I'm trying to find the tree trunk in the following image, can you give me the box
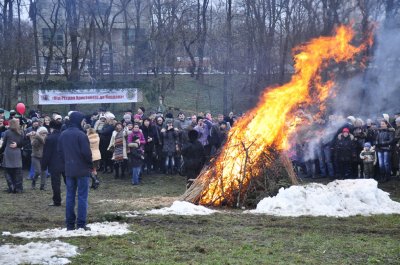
[66,0,80,82]
[223,0,232,115]
[30,0,41,81]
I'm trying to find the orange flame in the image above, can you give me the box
[189,25,370,206]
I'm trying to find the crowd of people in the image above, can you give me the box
[0,107,236,196]
[1,106,400,228]
[288,112,400,183]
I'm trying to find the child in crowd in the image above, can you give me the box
[360,142,376,179]
[129,135,144,185]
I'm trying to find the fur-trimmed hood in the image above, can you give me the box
[338,133,354,141]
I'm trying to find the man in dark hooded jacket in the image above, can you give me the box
[58,112,92,231]
[42,120,64,206]
[182,130,205,188]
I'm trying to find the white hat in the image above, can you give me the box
[54,114,62,120]
[347,116,356,123]
[105,112,115,120]
[382,113,390,123]
[36,127,48,134]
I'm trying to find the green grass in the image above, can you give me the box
[1,171,400,264]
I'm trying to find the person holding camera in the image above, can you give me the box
[161,120,179,175]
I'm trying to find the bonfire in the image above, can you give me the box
[182,25,372,207]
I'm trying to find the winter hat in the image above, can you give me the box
[364,142,372,148]
[69,111,85,127]
[342,128,350,133]
[382,113,390,123]
[347,116,356,124]
[68,111,75,116]
[133,114,142,120]
[105,112,115,120]
[123,114,132,121]
[54,114,62,121]
[31,117,39,123]
[49,120,62,130]
[36,127,48,134]
[188,130,199,142]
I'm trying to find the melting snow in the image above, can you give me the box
[248,179,400,217]
[3,222,132,239]
[145,201,218,215]
[0,240,78,265]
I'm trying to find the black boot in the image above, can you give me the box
[31,178,37,190]
[40,184,46,191]
[120,161,127,178]
[114,164,120,179]
[90,174,100,189]
[5,173,14,193]
[381,173,387,183]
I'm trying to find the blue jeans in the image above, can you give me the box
[377,151,391,176]
[65,176,89,230]
[132,167,141,185]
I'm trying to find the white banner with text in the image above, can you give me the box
[35,88,140,105]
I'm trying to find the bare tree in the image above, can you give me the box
[196,0,209,82]
[29,0,42,81]
[65,0,80,81]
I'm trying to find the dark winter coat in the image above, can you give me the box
[23,126,38,152]
[98,124,115,153]
[129,145,144,168]
[58,113,92,177]
[353,127,367,149]
[162,128,178,155]
[366,127,378,146]
[0,129,24,168]
[376,128,395,152]
[182,140,205,171]
[140,124,157,152]
[208,123,221,148]
[41,130,64,174]
[335,133,356,162]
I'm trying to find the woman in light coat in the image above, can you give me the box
[87,127,101,189]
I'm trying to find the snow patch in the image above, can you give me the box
[248,179,400,217]
[0,240,78,265]
[3,222,132,239]
[145,201,218,215]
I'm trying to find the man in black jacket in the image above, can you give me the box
[58,112,92,231]
[42,120,64,206]
[182,130,205,188]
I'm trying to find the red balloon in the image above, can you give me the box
[16,103,26,115]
